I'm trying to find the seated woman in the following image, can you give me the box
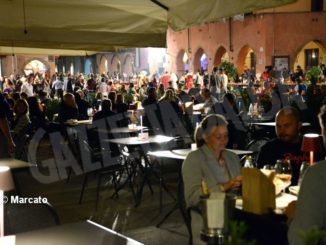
[182,114,242,244]
[12,99,31,136]
[12,99,31,159]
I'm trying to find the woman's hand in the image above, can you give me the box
[221,176,242,192]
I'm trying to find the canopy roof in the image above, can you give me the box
[0,46,98,56]
[0,0,296,53]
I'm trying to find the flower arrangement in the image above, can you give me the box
[258,89,272,112]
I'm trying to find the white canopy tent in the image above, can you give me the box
[0,0,297,53]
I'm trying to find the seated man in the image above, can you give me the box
[256,106,307,185]
[288,105,326,245]
[58,93,79,123]
[93,99,115,121]
[201,88,218,109]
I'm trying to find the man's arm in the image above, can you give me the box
[288,165,326,245]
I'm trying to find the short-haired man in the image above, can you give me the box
[256,106,310,185]
[58,93,79,123]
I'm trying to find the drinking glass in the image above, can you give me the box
[275,159,292,182]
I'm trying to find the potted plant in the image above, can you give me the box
[305,66,322,85]
[219,61,238,82]
[46,99,60,121]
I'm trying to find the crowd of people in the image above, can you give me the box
[0,62,326,244]
[0,63,325,158]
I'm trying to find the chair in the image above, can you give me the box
[156,176,193,245]
[4,201,60,235]
[243,136,270,165]
[78,140,126,209]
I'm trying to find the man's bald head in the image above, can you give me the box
[275,106,302,143]
[276,106,301,123]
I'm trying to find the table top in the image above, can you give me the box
[0,158,37,169]
[65,119,93,126]
[105,135,175,145]
[236,193,297,213]
[252,122,311,127]
[0,220,143,245]
[148,148,253,160]
[96,126,148,134]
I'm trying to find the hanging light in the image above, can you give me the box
[312,50,316,59]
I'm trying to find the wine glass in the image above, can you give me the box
[274,160,292,190]
[257,106,264,119]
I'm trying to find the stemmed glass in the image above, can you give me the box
[275,160,292,191]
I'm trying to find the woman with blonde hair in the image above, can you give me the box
[158,89,182,116]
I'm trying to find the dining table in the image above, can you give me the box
[105,135,175,207]
[251,122,311,127]
[96,125,148,134]
[147,148,254,161]
[0,220,143,245]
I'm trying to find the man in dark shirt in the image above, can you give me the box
[256,106,308,185]
[58,93,79,123]
[87,74,96,91]
[93,99,115,121]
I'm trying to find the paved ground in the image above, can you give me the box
[14,139,190,245]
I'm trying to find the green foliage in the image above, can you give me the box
[46,99,60,121]
[239,89,251,110]
[297,226,326,245]
[225,221,256,245]
[219,61,238,82]
[305,67,322,85]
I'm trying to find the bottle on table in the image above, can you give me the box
[244,156,254,168]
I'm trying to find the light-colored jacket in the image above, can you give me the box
[182,144,241,208]
[288,160,326,245]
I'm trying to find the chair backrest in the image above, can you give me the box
[247,137,270,152]
[246,136,270,163]
[4,202,60,235]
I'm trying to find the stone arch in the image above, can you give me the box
[293,40,326,71]
[176,49,189,75]
[123,54,134,76]
[111,55,121,74]
[214,46,229,67]
[237,45,256,75]
[99,55,108,74]
[22,58,50,75]
[193,47,208,72]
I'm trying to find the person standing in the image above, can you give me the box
[21,74,34,97]
[209,67,221,99]
[219,68,228,94]
[52,74,64,100]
